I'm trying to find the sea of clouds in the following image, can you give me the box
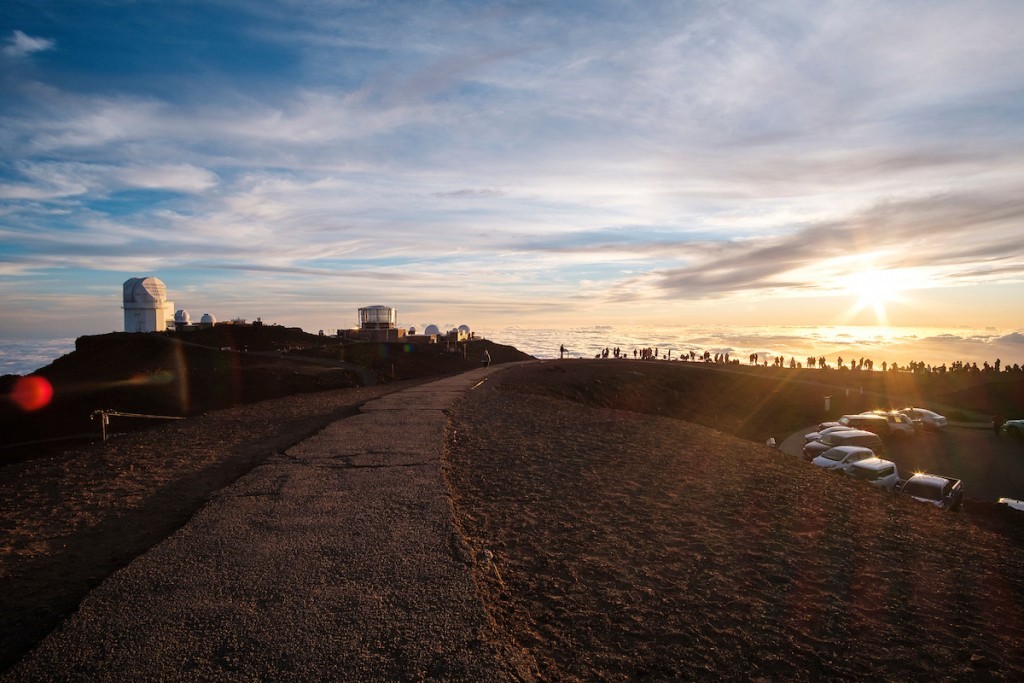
[482,325,1024,370]
[3,326,1022,377]
[0,338,78,376]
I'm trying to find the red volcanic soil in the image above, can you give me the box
[445,360,1024,680]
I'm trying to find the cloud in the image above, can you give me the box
[433,188,506,198]
[0,162,217,200]
[3,30,55,58]
[617,189,1024,302]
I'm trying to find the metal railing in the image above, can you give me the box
[90,409,185,441]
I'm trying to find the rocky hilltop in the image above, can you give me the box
[1,326,531,454]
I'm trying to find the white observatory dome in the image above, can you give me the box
[123,276,173,333]
[458,324,471,334]
[424,324,441,336]
[123,276,167,305]
[200,313,216,325]
[174,309,191,324]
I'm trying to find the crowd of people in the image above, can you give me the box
[564,344,1022,374]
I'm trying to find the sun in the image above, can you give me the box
[843,268,908,325]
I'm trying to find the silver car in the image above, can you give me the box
[845,457,900,489]
[899,407,948,431]
[1002,419,1024,437]
[811,446,876,472]
[803,430,886,461]
[803,424,855,443]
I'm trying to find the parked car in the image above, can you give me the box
[844,457,901,489]
[803,424,855,443]
[855,411,917,437]
[1002,419,1024,437]
[803,429,886,461]
[897,473,963,511]
[997,497,1024,511]
[898,407,948,431]
[811,446,876,472]
[836,414,895,439]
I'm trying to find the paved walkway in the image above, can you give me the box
[8,366,520,681]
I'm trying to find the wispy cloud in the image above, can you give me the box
[3,30,55,58]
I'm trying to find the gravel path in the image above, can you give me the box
[7,367,523,681]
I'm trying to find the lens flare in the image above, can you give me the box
[10,376,54,411]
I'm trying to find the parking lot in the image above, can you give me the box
[783,424,1024,502]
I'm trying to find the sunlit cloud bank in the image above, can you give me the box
[1,1,1023,337]
[487,325,1024,369]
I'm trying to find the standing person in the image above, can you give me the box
[482,349,491,368]
[993,414,1004,436]
[559,344,565,359]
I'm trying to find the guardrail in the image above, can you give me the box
[90,409,185,441]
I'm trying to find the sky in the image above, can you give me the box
[2,0,1023,339]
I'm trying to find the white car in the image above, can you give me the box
[811,445,876,472]
[1002,419,1024,437]
[803,429,886,460]
[858,410,917,437]
[899,407,948,431]
[997,497,1024,511]
[804,425,855,443]
[844,457,900,489]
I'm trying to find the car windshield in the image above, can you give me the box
[902,480,941,501]
[822,448,849,461]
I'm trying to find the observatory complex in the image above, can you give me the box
[122,277,217,333]
[342,305,474,344]
[121,279,473,345]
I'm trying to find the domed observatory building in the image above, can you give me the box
[123,277,174,332]
[359,305,397,330]
[174,309,191,331]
